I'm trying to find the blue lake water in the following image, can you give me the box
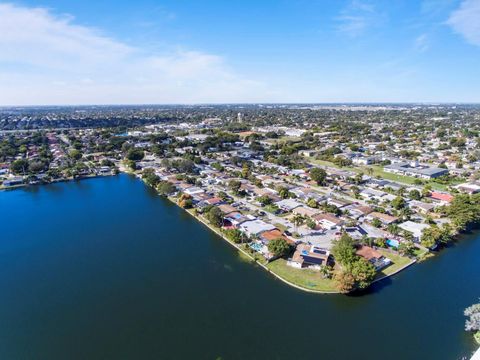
[0,174,479,359]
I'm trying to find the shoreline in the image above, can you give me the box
[149,175,414,295]
[178,201,341,294]
[0,172,115,191]
[0,172,439,294]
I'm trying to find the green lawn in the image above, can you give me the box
[266,258,338,292]
[308,158,349,169]
[273,222,289,232]
[376,249,414,278]
[412,246,430,259]
[474,331,480,345]
[368,165,420,185]
[306,157,452,191]
[264,204,279,214]
[265,136,303,146]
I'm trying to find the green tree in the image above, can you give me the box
[387,223,400,235]
[398,240,415,256]
[10,159,29,175]
[267,238,290,257]
[278,186,291,199]
[157,181,176,196]
[224,229,245,244]
[348,258,376,289]
[409,189,422,200]
[307,198,318,208]
[309,167,327,185]
[69,149,83,160]
[125,159,137,171]
[241,162,250,179]
[371,218,382,228]
[391,196,407,210]
[205,206,224,228]
[126,148,145,161]
[228,180,242,195]
[142,168,160,187]
[306,217,316,229]
[331,233,356,265]
[257,195,273,206]
[292,214,305,232]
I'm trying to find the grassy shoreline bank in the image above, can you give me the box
[145,175,415,294]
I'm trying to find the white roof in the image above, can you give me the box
[456,183,480,191]
[239,220,276,236]
[275,199,303,211]
[398,221,430,239]
[184,187,204,195]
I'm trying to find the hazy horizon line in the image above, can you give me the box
[1,101,480,108]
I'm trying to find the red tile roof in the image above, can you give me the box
[430,192,453,203]
[356,245,382,261]
[260,229,295,244]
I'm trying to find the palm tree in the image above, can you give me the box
[387,223,400,236]
[399,207,412,221]
[292,214,305,233]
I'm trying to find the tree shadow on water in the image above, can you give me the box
[347,276,394,298]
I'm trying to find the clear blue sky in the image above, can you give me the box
[0,0,479,105]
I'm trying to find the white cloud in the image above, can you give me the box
[0,3,273,105]
[414,33,430,52]
[447,0,480,46]
[335,1,383,37]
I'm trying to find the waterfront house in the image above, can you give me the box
[259,229,295,245]
[288,244,330,270]
[398,221,430,242]
[224,212,251,228]
[355,245,391,271]
[239,220,276,237]
[2,176,24,187]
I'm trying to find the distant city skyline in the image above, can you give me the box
[1,0,479,105]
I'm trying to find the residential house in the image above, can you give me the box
[239,220,276,237]
[275,199,303,212]
[288,244,330,270]
[356,245,391,271]
[292,206,319,218]
[313,213,344,230]
[398,221,430,242]
[366,212,398,225]
[429,191,454,205]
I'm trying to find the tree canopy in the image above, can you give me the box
[267,238,290,257]
[309,168,327,186]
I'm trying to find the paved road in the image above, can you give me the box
[207,183,337,248]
